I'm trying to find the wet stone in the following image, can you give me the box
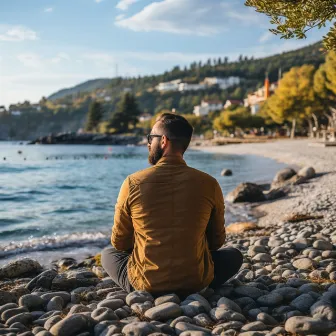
[217,297,242,313]
[256,293,283,307]
[290,293,316,313]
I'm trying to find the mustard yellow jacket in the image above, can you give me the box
[111,155,226,295]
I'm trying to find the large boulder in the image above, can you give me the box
[298,166,316,179]
[226,183,266,203]
[0,258,42,279]
[273,168,296,183]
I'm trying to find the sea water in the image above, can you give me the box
[0,142,287,265]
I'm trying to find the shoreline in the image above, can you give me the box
[193,139,336,227]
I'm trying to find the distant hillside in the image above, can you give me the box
[0,41,326,140]
[49,78,112,101]
[47,42,325,102]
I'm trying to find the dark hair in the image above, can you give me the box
[156,113,193,152]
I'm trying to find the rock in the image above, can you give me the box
[115,307,130,319]
[68,304,91,315]
[0,290,16,305]
[272,287,298,301]
[209,308,246,322]
[122,321,160,336]
[290,293,316,313]
[192,313,213,327]
[2,307,28,321]
[41,292,70,304]
[221,169,232,176]
[313,240,333,251]
[44,316,62,330]
[256,293,283,307]
[184,294,211,313]
[226,222,258,234]
[264,188,286,201]
[233,286,264,299]
[285,316,336,335]
[174,322,211,335]
[145,302,182,321]
[217,297,242,313]
[46,296,64,312]
[241,321,267,332]
[310,301,336,321]
[252,253,272,263]
[126,291,154,306]
[0,303,18,316]
[91,307,119,322]
[293,238,310,251]
[154,294,180,306]
[51,269,99,290]
[19,294,45,311]
[256,312,278,326]
[97,299,125,310]
[330,272,336,281]
[0,259,42,279]
[211,321,244,334]
[131,301,153,315]
[179,332,210,336]
[298,166,316,179]
[181,301,206,317]
[293,258,316,270]
[49,314,93,336]
[238,332,268,336]
[26,270,57,291]
[226,183,266,203]
[273,168,296,183]
[6,312,32,326]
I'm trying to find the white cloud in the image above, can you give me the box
[116,14,125,21]
[51,52,70,64]
[116,0,138,11]
[44,7,54,13]
[17,53,43,68]
[259,31,274,43]
[0,25,38,42]
[115,0,265,35]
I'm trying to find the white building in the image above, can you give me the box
[104,96,112,102]
[156,79,181,92]
[204,77,240,89]
[179,83,206,92]
[224,99,242,109]
[193,100,223,117]
[139,113,152,122]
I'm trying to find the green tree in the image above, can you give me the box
[314,52,336,128]
[109,93,141,133]
[245,0,336,50]
[263,65,316,138]
[85,101,103,132]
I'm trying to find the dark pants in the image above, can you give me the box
[101,246,243,294]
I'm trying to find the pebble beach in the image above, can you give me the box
[0,139,335,336]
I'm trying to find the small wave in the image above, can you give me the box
[0,231,110,259]
[56,185,98,191]
[0,218,23,225]
[0,227,41,238]
[0,166,42,174]
[0,195,30,202]
[44,207,90,215]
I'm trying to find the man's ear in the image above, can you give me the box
[161,135,168,149]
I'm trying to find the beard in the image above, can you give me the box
[148,144,164,165]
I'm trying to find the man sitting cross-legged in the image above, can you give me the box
[101,113,243,297]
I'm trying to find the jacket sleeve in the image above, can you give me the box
[111,177,134,251]
[206,180,226,251]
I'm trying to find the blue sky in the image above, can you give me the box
[0,0,329,107]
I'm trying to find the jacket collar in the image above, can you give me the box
[156,155,187,166]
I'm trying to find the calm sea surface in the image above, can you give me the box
[0,142,287,265]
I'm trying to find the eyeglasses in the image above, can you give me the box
[147,134,163,144]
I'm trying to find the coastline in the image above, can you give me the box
[193,139,336,227]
